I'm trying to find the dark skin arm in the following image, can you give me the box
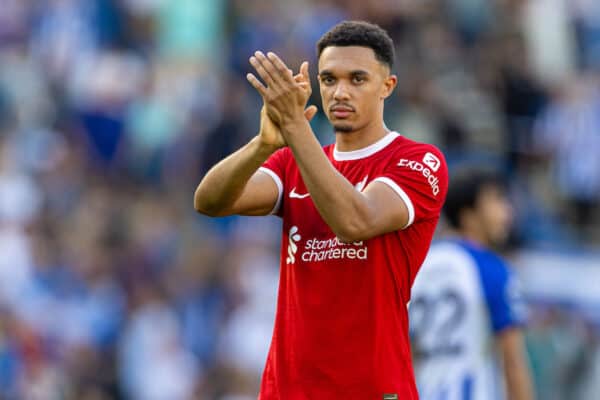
[246,51,409,242]
[194,104,317,216]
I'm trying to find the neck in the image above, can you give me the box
[334,119,389,151]
[459,227,489,248]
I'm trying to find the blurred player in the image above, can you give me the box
[410,169,534,400]
[195,21,448,399]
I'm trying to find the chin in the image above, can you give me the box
[333,123,354,133]
[490,232,510,248]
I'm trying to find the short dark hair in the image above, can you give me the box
[317,21,395,69]
[444,168,507,229]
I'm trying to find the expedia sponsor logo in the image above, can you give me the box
[423,152,441,172]
[398,158,440,196]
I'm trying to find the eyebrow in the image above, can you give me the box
[319,69,370,77]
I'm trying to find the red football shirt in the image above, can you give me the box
[258,131,448,399]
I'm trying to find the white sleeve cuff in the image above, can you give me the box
[372,177,415,228]
[258,167,283,215]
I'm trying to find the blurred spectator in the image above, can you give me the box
[572,0,600,70]
[119,281,200,400]
[533,75,600,234]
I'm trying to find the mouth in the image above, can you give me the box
[330,104,355,119]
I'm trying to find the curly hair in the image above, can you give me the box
[317,21,395,69]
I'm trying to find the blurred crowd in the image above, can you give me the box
[0,0,599,399]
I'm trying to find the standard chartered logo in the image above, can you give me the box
[286,226,368,265]
[286,226,301,264]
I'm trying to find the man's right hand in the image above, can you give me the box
[258,105,286,150]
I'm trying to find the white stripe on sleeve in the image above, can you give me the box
[258,167,283,215]
[372,177,415,228]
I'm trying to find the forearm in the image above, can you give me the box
[194,136,276,216]
[504,353,534,400]
[500,329,535,400]
[283,120,374,241]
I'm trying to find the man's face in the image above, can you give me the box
[474,185,514,247]
[318,46,396,133]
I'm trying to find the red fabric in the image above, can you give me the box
[259,134,448,399]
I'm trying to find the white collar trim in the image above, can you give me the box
[333,131,400,161]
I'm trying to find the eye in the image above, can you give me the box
[352,75,366,84]
[321,76,335,85]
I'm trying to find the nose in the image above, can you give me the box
[333,82,350,101]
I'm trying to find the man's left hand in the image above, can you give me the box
[246,51,313,128]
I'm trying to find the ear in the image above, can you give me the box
[458,208,476,232]
[381,74,398,100]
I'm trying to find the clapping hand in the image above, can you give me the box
[248,51,317,134]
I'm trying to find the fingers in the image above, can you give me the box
[300,61,309,81]
[246,73,268,98]
[294,62,310,84]
[251,51,293,89]
[297,80,312,99]
[249,54,280,90]
[248,51,309,100]
[304,105,318,122]
[295,62,312,96]
[266,52,294,84]
[249,51,297,90]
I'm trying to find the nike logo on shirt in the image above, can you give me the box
[289,187,310,199]
[290,177,367,199]
[355,175,368,192]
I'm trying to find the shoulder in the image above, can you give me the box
[460,243,518,309]
[451,241,517,299]
[383,134,448,199]
[459,241,511,276]
[413,240,482,292]
[425,240,481,270]
[428,240,512,289]
[427,239,467,257]
[388,135,447,176]
[391,134,445,160]
[460,243,527,329]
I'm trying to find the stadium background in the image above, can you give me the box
[0,0,599,399]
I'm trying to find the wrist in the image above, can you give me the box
[280,117,310,138]
[251,135,280,159]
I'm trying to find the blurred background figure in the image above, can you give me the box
[410,169,534,400]
[0,0,598,399]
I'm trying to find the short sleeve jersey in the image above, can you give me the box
[258,131,448,399]
[409,239,526,400]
